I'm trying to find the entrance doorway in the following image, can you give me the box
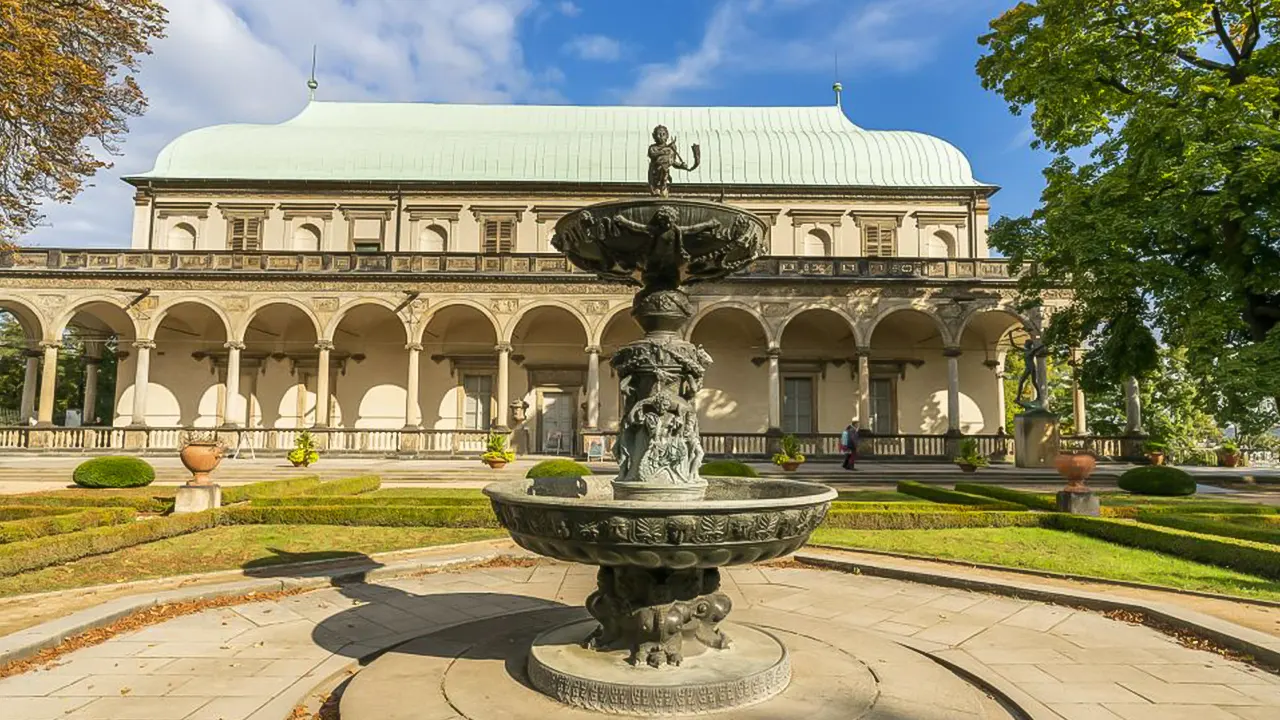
[539,390,577,455]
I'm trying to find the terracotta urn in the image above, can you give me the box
[957,462,978,473]
[1218,451,1240,468]
[1147,451,1165,466]
[780,461,801,472]
[1055,451,1096,492]
[484,459,509,470]
[180,441,223,486]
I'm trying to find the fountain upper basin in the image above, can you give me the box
[484,476,836,570]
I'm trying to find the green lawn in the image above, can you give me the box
[834,491,920,503]
[367,488,488,499]
[0,525,506,598]
[810,526,1280,602]
[15,487,178,500]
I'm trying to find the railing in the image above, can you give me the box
[973,434,1015,459]
[0,427,27,449]
[322,429,401,454]
[862,434,950,461]
[699,433,773,457]
[1,248,1023,283]
[1060,435,1144,461]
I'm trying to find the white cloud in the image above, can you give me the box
[22,0,553,248]
[557,1,581,16]
[563,34,624,62]
[622,0,961,105]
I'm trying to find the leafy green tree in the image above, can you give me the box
[0,316,117,424]
[1002,348,1074,434]
[977,1,1280,434]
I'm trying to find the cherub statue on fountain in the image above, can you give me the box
[647,124,700,198]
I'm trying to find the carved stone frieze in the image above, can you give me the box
[490,297,519,314]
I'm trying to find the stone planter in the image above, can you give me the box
[484,458,509,470]
[179,442,223,486]
[779,461,801,472]
[956,462,978,473]
[1218,451,1240,468]
[1147,451,1165,466]
[1055,451,1097,492]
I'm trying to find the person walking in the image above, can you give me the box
[841,420,860,471]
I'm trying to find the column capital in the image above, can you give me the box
[39,341,62,351]
[495,342,513,354]
[22,347,43,359]
[83,356,103,366]
[584,344,602,355]
[224,341,247,351]
[132,339,157,350]
[405,342,424,352]
[314,340,335,352]
[943,347,963,358]
[854,350,872,360]
[766,346,782,359]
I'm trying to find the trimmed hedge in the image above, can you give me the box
[0,494,171,514]
[1044,514,1280,580]
[223,504,500,528]
[0,508,134,544]
[306,475,382,496]
[1117,465,1197,496]
[1219,514,1280,527]
[0,505,83,521]
[251,495,489,508]
[896,482,1025,510]
[699,460,759,478]
[822,510,1041,531]
[830,501,1017,513]
[954,483,1057,512]
[0,511,219,577]
[222,476,321,504]
[526,459,592,478]
[72,456,156,488]
[1136,512,1280,546]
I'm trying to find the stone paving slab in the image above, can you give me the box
[1,560,1277,720]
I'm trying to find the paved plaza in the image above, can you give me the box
[1,553,1277,720]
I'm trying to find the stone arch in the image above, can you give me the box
[236,298,323,343]
[687,301,774,346]
[863,303,952,349]
[689,303,772,434]
[413,298,501,346]
[0,294,46,343]
[776,305,859,351]
[421,223,448,253]
[292,223,322,251]
[589,303,637,347]
[324,298,411,344]
[955,305,1034,345]
[149,297,233,341]
[927,229,955,259]
[51,296,139,341]
[167,222,197,250]
[330,302,409,429]
[502,300,591,345]
[801,228,831,257]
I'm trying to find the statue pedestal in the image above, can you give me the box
[174,484,221,513]
[1056,490,1100,516]
[1014,411,1059,468]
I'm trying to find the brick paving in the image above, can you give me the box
[0,561,1276,719]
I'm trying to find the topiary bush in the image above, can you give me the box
[699,460,759,478]
[72,456,156,489]
[526,459,591,478]
[1117,466,1197,497]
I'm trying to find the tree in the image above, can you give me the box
[0,316,118,424]
[977,1,1280,433]
[1002,348,1074,434]
[0,0,167,244]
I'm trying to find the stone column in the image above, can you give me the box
[1035,351,1050,410]
[36,342,60,426]
[130,339,155,427]
[223,341,245,427]
[404,342,422,428]
[495,342,512,430]
[1071,349,1088,435]
[944,347,962,435]
[986,359,1006,434]
[82,356,101,424]
[856,351,871,429]
[1124,377,1143,434]
[585,345,601,430]
[766,346,782,432]
[20,350,40,424]
[314,340,333,427]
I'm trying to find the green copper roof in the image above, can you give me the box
[132,102,990,189]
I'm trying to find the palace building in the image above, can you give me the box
[0,100,1080,458]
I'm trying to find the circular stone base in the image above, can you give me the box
[528,620,788,715]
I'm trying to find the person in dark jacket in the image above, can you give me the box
[841,420,860,471]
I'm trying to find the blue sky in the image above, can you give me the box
[25,0,1049,248]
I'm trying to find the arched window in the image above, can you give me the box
[927,230,955,259]
[421,224,448,253]
[166,222,197,250]
[801,228,830,257]
[292,223,322,251]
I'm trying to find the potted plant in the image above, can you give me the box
[178,429,225,486]
[1143,440,1168,466]
[481,431,516,469]
[288,430,320,468]
[953,438,989,473]
[1217,441,1241,468]
[771,434,805,471]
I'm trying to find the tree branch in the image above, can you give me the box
[1240,1,1262,60]
[1210,3,1242,65]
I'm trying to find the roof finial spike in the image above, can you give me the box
[307,45,319,102]
[833,50,843,109]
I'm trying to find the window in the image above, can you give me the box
[862,221,896,257]
[927,230,955,258]
[869,378,894,434]
[292,223,321,251]
[167,222,197,250]
[483,219,515,253]
[801,228,830,257]
[421,224,448,253]
[462,374,493,430]
[781,377,814,434]
[350,217,383,252]
[227,217,262,251]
